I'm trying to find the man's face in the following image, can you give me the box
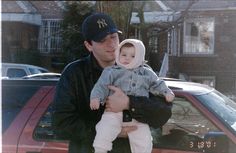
[85,33,119,67]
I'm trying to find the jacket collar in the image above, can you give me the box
[85,53,103,85]
[90,53,103,72]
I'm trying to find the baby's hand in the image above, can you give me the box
[165,93,175,102]
[90,98,100,110]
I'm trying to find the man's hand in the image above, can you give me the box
[118,126,138,138]
[105,85,129,112]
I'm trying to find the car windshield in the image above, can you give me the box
[195,90,236,135]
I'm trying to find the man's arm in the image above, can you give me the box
[52,67,87,141]
[128,94,172,128]
[106,86,172,128]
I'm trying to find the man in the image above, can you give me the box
[52,12,172,153]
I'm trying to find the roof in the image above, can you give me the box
[2,1,42,25]
[30,1,64,19]
[2,1,64,22]
[2,1,36,13]
[131,11,176,24]
[163,0,236,11]
[131,0,236,24]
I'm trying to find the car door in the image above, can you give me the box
[2,82,55,153]
[17,87,69,153]
[151,92,236,153]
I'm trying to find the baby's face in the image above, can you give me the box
[119,46,135,65]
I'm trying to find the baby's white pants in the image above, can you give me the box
[93,112,152,153]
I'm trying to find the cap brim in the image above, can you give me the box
[117,30,122,34]
[92,29,122,42]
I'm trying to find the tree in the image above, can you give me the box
[135,1,150,60]
[61,2,95,63]
[95,1,134,40]
[61,1,134,63]
[134,0,198,62]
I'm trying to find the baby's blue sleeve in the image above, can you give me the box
[90,67,113,104]
[146,68,173,96]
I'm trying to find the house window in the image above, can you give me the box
[189,76,215,88]
[38,19,62,53]
[149,35,158,53]
[184,18,214,55]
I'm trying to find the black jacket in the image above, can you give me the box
[52,54,172,153]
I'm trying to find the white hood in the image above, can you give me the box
[115,39,145,69]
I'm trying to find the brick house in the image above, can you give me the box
[2,1,65,72]
[170,1,236,97]
[130,1,236,97]
[2,1,41,63]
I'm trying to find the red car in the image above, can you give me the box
[2,79,236,153]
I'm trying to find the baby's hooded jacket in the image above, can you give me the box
[115,39,145,69]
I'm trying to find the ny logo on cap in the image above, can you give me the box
[97,19,108,29]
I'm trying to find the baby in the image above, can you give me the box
[90,39,175,153]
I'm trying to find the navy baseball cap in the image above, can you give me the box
[82,13,122,42]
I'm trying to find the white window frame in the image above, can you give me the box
[38,19,62,53]
[183,17,215,55]
[149,36,158,53]
[148,29,159,53]
[189,76,216,88]
[169,27,181,56]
